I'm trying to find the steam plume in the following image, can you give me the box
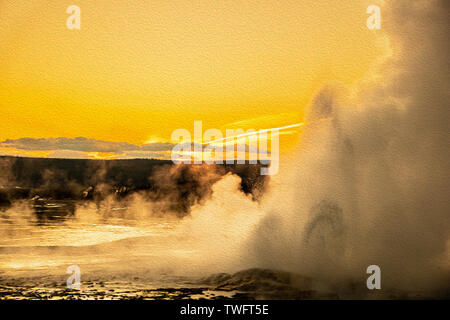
[247,0,450,294]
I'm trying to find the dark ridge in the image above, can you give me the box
[0,156,269,215]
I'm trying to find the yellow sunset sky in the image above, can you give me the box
[0,0,384,159]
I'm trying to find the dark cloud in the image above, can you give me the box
[0,137,270,160]
[1,137,139,153]
[0,137,177,154]
[141,142,175,151]
[119,151,168,159]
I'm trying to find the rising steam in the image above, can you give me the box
[243,0,450,294]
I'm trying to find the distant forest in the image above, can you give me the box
[0,156,268,214]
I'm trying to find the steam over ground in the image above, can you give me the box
[245,0,450,293]
[171,0,450,294]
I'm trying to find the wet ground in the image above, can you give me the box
[0,200,445,300]
[0,268,336,300]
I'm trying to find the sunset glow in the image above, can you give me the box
[0,0,383,158]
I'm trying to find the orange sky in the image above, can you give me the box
[0,0,384,159]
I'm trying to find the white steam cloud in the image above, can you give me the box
[241,0,450,293]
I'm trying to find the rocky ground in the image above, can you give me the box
[1,268,435,300]
[0,268,339,300]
